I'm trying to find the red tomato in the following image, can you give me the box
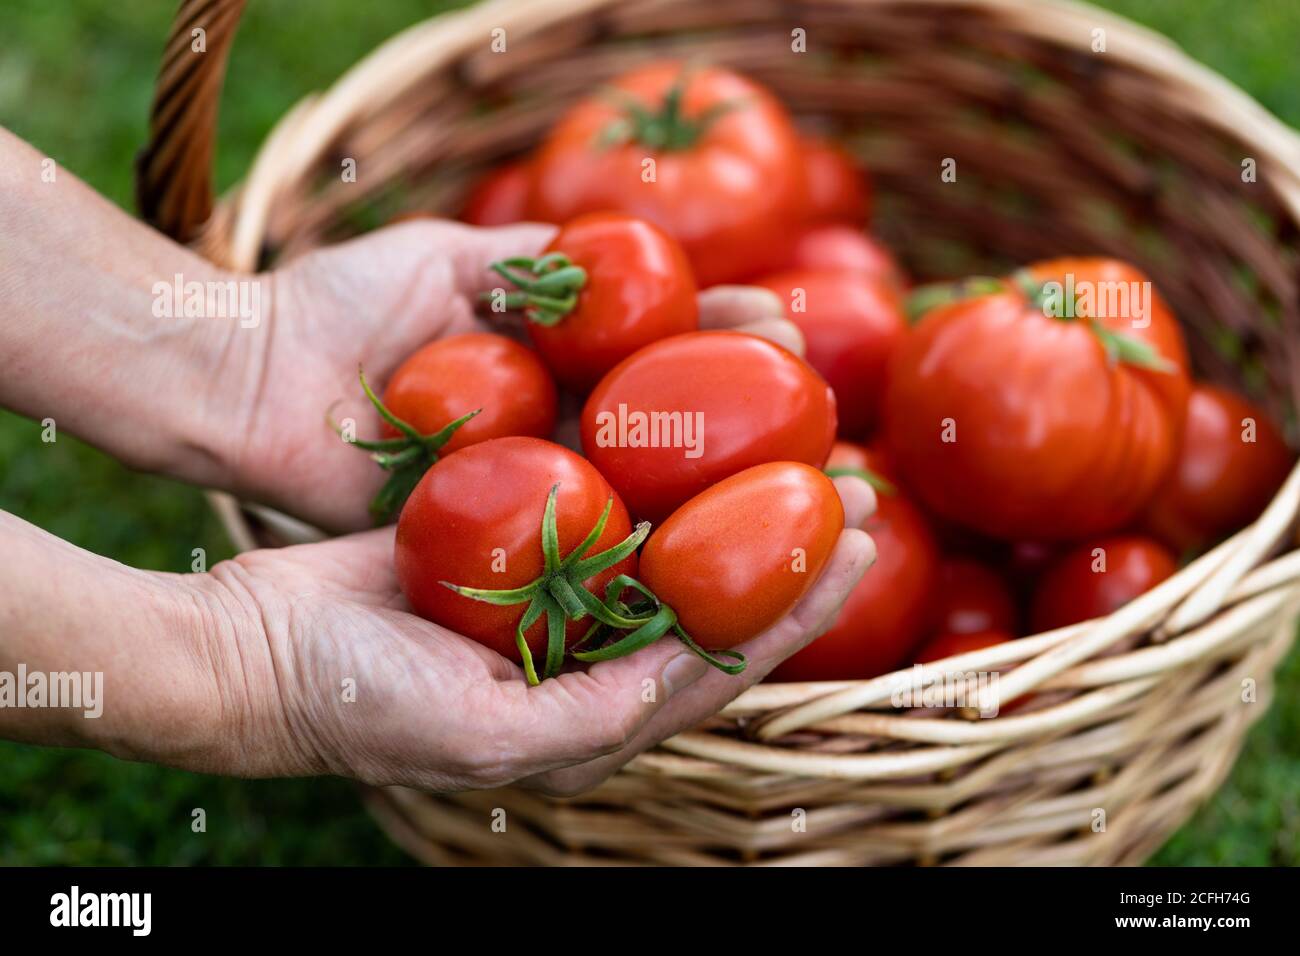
[502,213,698,393]
[915,628,1012,664]
[771,442,940,681]
[754,269,906,437]
[381,332,557,453]
[458,161,532,227]
[527,62,805,287]
[1029,535,1177,632]
[1144,384,1293,552]
[933,558,1018,636]
[581,331,837,524]
[395,437,636,664]
[755,223,905,288]
[801,136,869,223]
[639,462,843,649]
[884,258,1191,540]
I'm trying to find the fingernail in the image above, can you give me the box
[661,653,709,698]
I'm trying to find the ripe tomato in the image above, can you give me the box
[752,223,905,289]
[581,331,837,524]
[884,258,1191,540]
[914,628,1012,664]
[493,213,698,392]
[1144,384,1293,553]
[527,62,805,287]
[395,437,637,671]
[1029,534,1177,632]
[380,332,557,453]
[933,558,1018,636]
[754,269,906,437]
[639,462,843,649]
[771,442,939,681]
[801,136,869,223]
[458,160,532,227]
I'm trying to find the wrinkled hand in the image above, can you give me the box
[187,477,874,793]
[222,220,805,532]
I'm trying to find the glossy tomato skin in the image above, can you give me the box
[581,331,837,524]
[527,213,698,392]
[395,437,635,662]
[527,62,805,287]
[915,628,1012,664]
[884,258,1191,541]
[933,558,1018,636]
[770,442,940,681]
[458,161,533,227]
[381,333,557,454]
[1029,534,1177,633]
[1144,384,1293,553]
[755,269,906,437]
[801,137,869,223]
[639,462,843,649]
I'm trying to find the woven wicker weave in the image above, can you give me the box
[137,0,1300,865]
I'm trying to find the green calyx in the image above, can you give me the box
[597,70,740,153]
[1010,269,1175,374]
[443,484,747,685]
[332,367,479,525]
[442,484,651,685]
[486,253,587,327]
[824,466,897,497]
[904,276,1006,324]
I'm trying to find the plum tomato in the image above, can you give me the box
[1029,534,1177,633]
[581,330,838,524]
[489,212,698,392]
[1143,383,1293,553]
[754,268,906,437]
[458,160,533,227]
[884,257,1191,541]
[915,628,1013,664]
[638,462,844,650]
[933,558,1018,636]
[344,332,557,522]
[770,442,940,681]
[395,437,643,683]
[526,62,805,287]
[800,136,870,223]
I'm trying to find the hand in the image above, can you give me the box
[221,220,804,532]
[175,476,874,793]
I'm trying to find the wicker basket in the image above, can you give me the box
[137,0,1300,865]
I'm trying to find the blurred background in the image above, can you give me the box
[1,0,1296,865]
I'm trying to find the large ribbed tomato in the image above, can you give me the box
[884,258,1191,540]
[754,269,906,437]
[771,442,939,681]
[1143,384,1293,553]
[395,437,636,667]
[494,213,698,392]
[639,462,844,649]
[581,331,837,524]
[526,62,805,287]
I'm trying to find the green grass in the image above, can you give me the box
[1,0,1297,865]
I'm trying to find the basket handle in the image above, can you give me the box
[135,0,249,243]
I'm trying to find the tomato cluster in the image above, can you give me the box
[350,60,1292,686]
